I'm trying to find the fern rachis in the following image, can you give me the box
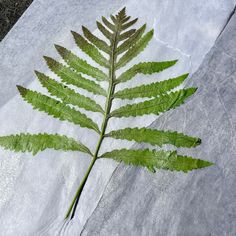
[0,7,213,220]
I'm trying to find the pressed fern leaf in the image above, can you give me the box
[107,128,201,148]
[116,29,154,69]
[116,24,146,55]
[0,133,91,155]
[54,44,108,81]
[114,73,188,99]
[118,29,136,41]
[122,16,131,23]
[82,26,110,54]
[0,7,212,221]
[121,18,138,31]
[36,71,104,113]
[71,31,109,67]
[101,149,212,173]
[96,21,113,40]
[111,88,197,117]
[102,16,115,32]
[44,56,107,96]
[110,14,117,24]
[116,60,178,83]
[17,86,100,133]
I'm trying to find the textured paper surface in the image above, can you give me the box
[0,0,235,235]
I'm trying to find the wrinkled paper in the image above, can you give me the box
[0,0,235,235]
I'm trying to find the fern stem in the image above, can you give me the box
[65,156,96,219]
[65,18,120,220]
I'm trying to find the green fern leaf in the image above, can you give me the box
[110,14,117,24]
[0,133,91,155]
[3,8,212,221]
[114,73,188,99]
[36,71,104,113]
[116,29,154,69]
[71,31,109,68]
[116,24,146,55]
[82,26,110,54]
[101,149,212,173]
[54,44,108,81]
[117,7,127,19]
[121,18,138,31]
[17,86,100,133]
[96,21,113,41]
[107,128,201,148]
[111,88,196,117]
[102,16,115,32]
[118,29,136,41]
[44,56,106,96]
[122,16,131,23]
[116,60,178,83]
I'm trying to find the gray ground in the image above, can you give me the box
[0,0,33,41]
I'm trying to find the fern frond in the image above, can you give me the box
[114,74,188,99]
[0,133,91,155]
[101,149,212,173]
[111,88,196,117]
[17,86,100,133]
[110,14,117,24]
[117,7,127,19]
[44,56,106,96]
[102,16,115,32]
[118,29,136,41]
[5,8,212,221]
[116,60,178,83]
[82,26,110,54]
[121,18,138,31]
[107,128,201,148]
[71,31,109,68]
[116,24,146,55]
[36,71,104,113]
[116,29,154,69]
[122,16,131,23]
[54,44,108,81]
[96,21,113,41]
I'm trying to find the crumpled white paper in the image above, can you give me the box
[0,0,235,235]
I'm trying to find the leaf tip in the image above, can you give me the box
[119,7,126,15]
[183,73,189,78]
[54,43,60,49]
[199,159,214,168]
[71,30,77,37]
[195,138,201,146]
[43,56,55,68]
[191,87,198,94]
[54,44,65,55]
[34,70,40,76]
[43,55,51,63]
[17,85,27,96]
[34,70,44,81]
[35,71,47,84]
[34,69,45,76]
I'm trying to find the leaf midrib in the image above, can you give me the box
[92,20,120,159]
